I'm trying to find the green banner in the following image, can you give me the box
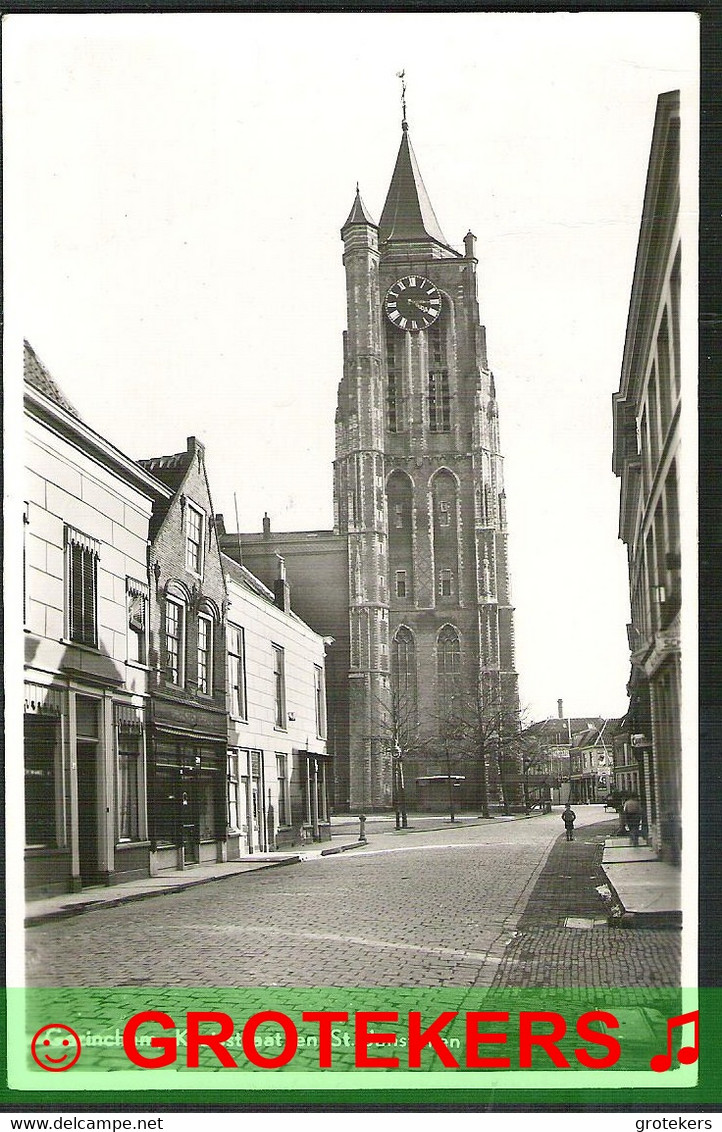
[6,986,709,1099]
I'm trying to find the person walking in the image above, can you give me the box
[623,794,642,847]
[562,802,576,841]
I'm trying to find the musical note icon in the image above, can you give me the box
[650,1010,699,1072]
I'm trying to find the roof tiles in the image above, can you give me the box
[23,341,82,419]
[379,127,451,250]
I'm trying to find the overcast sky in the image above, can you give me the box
[4,11,698,722]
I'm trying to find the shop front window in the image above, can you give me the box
[118,729,141,842]
[24,715,59,847]
[154,760,178,847]
[199,771,216,840]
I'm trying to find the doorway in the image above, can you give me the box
[179,763,199,864]
[238,750,263,852]
[75,696,100,884]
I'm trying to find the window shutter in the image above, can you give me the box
[82,553,97,644]
[70,543,83,639]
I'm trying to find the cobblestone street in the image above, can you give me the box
[492,821,681,1001]
[25,809,680,992]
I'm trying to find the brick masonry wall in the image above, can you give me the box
[147,441,228,738]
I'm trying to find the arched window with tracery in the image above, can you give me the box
[431,469,459,605]
[392,626,417,729]
[385,324,404,433]
[437,624,461,721]
[428,312,451,433]
[387,470,414,604]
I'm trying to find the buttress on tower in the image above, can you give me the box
[334,115,520,810]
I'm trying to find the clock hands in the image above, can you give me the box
[385,276,440,331]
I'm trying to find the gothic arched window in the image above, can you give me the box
[431,469,458,605]
[437,625,461,721]
[387,469,414,603]
[428,316,450,433]
[392,626,417,730]
[385,325,404,433]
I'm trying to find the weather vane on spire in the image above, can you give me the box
[397,70,407,128]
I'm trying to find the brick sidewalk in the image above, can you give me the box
[491,820,681,996]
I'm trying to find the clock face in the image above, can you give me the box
[384,275,442,332]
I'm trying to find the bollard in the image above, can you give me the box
[358,814,367,842]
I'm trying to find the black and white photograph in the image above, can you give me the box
[3,7,703,1109]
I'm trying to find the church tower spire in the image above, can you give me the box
[335,107,521,813]
[342,185,377,231]
[378,125,456,255]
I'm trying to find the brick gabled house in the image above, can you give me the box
[138,437,229,871]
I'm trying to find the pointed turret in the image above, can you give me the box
[341,186,377,234]
[378,125,457,256]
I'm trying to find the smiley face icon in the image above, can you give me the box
[31,1024,82,1071]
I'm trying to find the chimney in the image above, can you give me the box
[214,513,226,537]
[263,513,271,538]
[274,554,291,613]
[557,698,564,720]
[187,435,205,473]
[464,231,477,259]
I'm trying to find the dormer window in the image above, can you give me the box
[185,503,204,576]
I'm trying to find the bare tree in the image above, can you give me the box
[367,678,426,827]
[449,674,526,815]
[517,727,552,813]
[367,669,527,821]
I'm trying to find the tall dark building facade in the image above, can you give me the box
[226,113,520,812]
[612,91,681,863]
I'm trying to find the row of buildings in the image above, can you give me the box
[21,85,683,896]
[24,342,331,898]
[525,709,617,808]
[612,90,682,863]
[531,90,683,864]
[525,708,661,815]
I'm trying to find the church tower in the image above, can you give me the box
[335,106,520,811]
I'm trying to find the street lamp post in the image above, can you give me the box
[393,743,408,830]
[478,741,490,819]
[445,736,455,823]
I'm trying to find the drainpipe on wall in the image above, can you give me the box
[311,756,320,841]
[260,753,268,852]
